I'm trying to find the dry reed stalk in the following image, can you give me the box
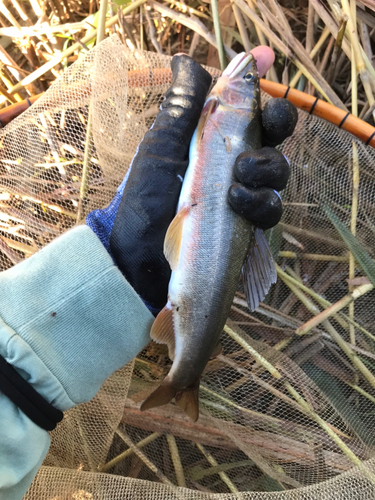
[224,325,281,379]
[342,0,375,114]
[187,460,253,481]
[220,354,329,425]
[277,266,321,316]
[346,383,375,405]
[10,0,31,24]
[211,0,226,70]
[0,83,17,104]
[306,1,315,54]
[151,1,236,59]
[166,434,186,487]
[260,0,345,105]
[116,427,176,486]
[234,0,344,107]
[0,22,92,37]
[326,14,348,83]
[321,319,375,388]
[8,0,149,96]
[348,140,360,345]
[282,257,375,386]
[296,283,373,335]
[0,235,37,256]
[278,251,348,262]
[231,1,251,52]
[289,26,331,89]
[278,265,375,342]
[144,7,163,54]
[164,0,211,21]
[99,432,161,472]
[279,223,347,248]
[196,443,239,493]
[0,236,22,264]
[224,323,373,474]
[188,31,200,58]
[246,0,278,82]
[345,0,361,347]
[0,2,22,33]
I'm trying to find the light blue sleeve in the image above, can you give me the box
[0,225,154,500]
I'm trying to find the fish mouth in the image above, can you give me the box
[223,52,254,79]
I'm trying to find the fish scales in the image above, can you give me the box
[169,106,258,388]
[141,51,275,421]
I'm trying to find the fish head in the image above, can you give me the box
[211,52,260,111]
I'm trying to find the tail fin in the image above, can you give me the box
[175,386,199,422]
[140,378,200,422]
[140,379,176,412]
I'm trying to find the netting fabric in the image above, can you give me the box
[2,35,375,499]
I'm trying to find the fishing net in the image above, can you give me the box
[2,34,375,499]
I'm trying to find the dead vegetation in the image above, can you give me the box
[2,0,375,495]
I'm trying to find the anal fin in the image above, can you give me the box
[242,228,277,312]
[164,206,189,271]
[150,302,176,360]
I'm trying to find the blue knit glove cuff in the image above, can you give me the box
[86,173,129,255]
[86,171,160,316]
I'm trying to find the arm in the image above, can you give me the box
[0,225,153,500]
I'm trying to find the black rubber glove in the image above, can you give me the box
[228,98,297,230]
[110,56,297,313]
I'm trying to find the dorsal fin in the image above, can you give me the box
[164,205,189,271]
[150,302,176,360]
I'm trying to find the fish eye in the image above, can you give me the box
[244,72,254,82]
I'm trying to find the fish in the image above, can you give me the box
[140,50,277,422]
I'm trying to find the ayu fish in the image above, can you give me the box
[141,49,277,421]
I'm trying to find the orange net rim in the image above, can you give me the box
[2,69,374,149]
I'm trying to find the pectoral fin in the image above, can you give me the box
[150,302,175,360]
[164,206,189,271]
[197,97,219,143]
[242,228,277,312]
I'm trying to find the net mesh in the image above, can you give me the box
[2,35,375,499]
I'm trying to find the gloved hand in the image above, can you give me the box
[87,47,298,314]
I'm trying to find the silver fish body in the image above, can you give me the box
[141,53,274,421]
[168,100,260,389]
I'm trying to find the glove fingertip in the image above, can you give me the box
[228,184,283,230]
[262,98,298,147]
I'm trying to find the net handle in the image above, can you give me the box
[260,79,375,148]
[2,70,375,148]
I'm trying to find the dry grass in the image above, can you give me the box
[1,0,375,494]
